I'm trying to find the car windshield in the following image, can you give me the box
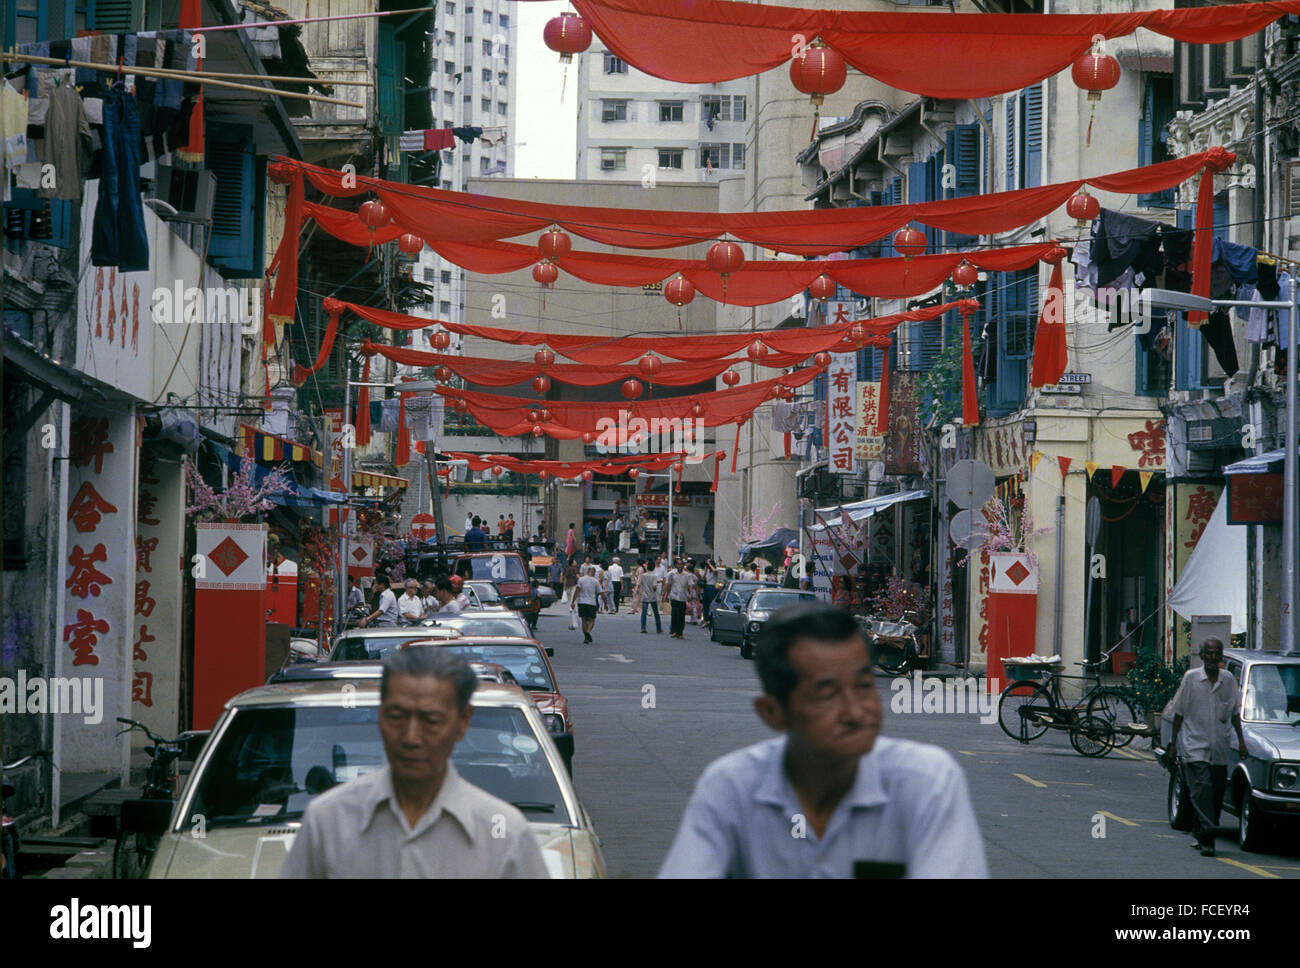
[330,632,436,661]
[426,614,531,639]
[440,644,555,691]
[459,557,528,582]
[751,591,816,611]
[726,583,762,606]
[1241,663,1300,724]
[467,582,503,604]
[185,703,571,828]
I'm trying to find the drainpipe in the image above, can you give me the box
[969,100,995,194]
[1248,35,1266,389]
[878,138,905,185]
[918,100,945,151]
[846,165,871,204]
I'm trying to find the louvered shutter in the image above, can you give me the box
[1023,84,1043,189]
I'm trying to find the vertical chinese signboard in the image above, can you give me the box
[884,371,924,476]
[856,382,883,462]
[827,353,857,476]
[130,451,183,738]
[193,522,268,729]
[59,411,136,776]
[326,407,347,527]
[1164,483,1222,660]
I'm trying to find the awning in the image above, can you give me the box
[353,470,410,490]
[1168,489,1246,634]
[211,443,345,507]
[739,527,800,562]
[1223,449,1284,476]
[810,489,929,530]
[238,423,322,466]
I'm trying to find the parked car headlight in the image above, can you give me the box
[544,713,565,735]
[749,611,770,622]
[1274,763,1299,792]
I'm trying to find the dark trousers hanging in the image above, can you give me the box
[92,89,149,272]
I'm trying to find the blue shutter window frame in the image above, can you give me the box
[990,270,1030,416]
[1021,84,1043,189]
[1139,76,1176,208]
[946,123,981,247]
[207,130,266,279]
[1172,206,1208,391]
[1004,95,1016,192]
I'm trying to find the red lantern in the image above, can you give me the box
[543,11,592,63]
[813,352,832,368]
[532,375,551,394]
[539,408,552,422]
[491,465,503,477]
[581,470,594,482]
[538,470,550,480]
[582,431,596,445]
[1072,50,1121,101]
[621,378,643,399]
[434,365,452,382]
[705,241,744,275]
[951,260,979,289]
[432,331,451,350]
[747,339,769,362]
[396,232,423,255]
[531,424,544,437]
[788,40,846,107]
[849,322,868,344]
[627,467,640,479]
[532,261,559,286]
[1066,190,1100,226]
[359,200,389,229]
[538,227,571,261]
[637,354,663,378]
[808,274,836,301]
[691,401,704,418]
[534,347,555,367]
[722,369,741,387]
[892,227,927,259]
[664,274,695,307]
[449,398,466,413]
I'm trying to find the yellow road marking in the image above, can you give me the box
[1014,773,1047,788]
[1110,747,1145,760]
[1216,856,1281,879]
[1096,810,1140,827]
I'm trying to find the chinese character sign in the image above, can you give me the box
[856,382,883,461]
[827,353,857,476]
[131,453,183,734]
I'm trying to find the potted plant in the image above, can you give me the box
[1124,648,1190,727]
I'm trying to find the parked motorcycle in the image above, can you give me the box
[857,612,923,677]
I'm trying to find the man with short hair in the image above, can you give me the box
[421,580,438,613]
[280,646,548,878]
[466,517,488,551]
[667,558,695,639]
[398,580,425,624]
[430,577,462,614]
[346,575,365,611]
[574,565,601,644]
[497,515,507,538]
[1165,637,1247,857]
[607,557,624,611]
[360,576,399,627]
[505,514,515,541]
[465,512,474,535]
[640,562,663,634]
[659,602,986,878]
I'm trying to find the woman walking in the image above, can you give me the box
[562,558,579,607]
[629,559,645,614]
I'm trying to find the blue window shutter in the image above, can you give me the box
[948,123,981,246]
[1023,84,1043,189]
[1005,96,1016,191]
[1173,207,1204,391]
[883,176,904,256]
[1139,77,1176,207]
[909,160,935,253]
[992,271,1029,415]
[88,0,141,32]
[377,22,403,135]
[208,134,264,278]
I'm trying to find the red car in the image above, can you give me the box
[452,551,542,629]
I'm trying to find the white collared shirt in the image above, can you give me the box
[658,736,987,879]
[1171,666,1240,765]
[279,764,548,878]
[397,593,424,620]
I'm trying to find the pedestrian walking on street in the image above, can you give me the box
[629,560,645,615]
[639,561,663,634]
[1163,638,1247,857]
[360,575,399,628]
[608,557,624,611]
[574,565,601,643]
[686,562,703,625]
[505,514,515,541]
[659,602,987,878]
[280,646,547,878]
[562,560,579,607]
[667,558,694,638]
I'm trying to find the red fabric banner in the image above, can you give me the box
[291,302,340,385]
[1029,254,1069,389]
[543,0,1300,99]
[276,150,1230,257]
[960,309,979,427]
[266,167,304,334]
[336,298,965,365]
[443,451,719,480]
[356,355,372,447]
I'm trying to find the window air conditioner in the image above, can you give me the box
[148,164,217,224]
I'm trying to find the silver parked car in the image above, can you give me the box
[710,581,765,645]
[328,614,537,663]
[146,675,604,878]
[1161,649,1300,851]
[738,589,820,659]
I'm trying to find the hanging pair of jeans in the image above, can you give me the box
[91,88,149,272]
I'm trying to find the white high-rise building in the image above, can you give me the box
[410,0,519,363]
[575,39,751,184]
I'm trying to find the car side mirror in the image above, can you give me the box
[552,732,574,775]
[546,647,554,657]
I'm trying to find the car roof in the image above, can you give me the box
[334,627,461,640]
[230,674,529,707]
[1225,648,1300,664]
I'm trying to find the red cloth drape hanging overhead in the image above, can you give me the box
[336,298,966,365]
[1029,248,1070,389]
[275,150,1230,256]
[443,451,720,479]
[356,355,372,447]
[291,298,342,384]
[960,306,980,427]
[528,0,1300,98]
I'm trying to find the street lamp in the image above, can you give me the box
[1143,282,1300,648]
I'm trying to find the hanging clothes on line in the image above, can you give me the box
[38,78,93,201]
[451,125,482,145]
[1093,208,1162,288]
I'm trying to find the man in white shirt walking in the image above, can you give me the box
[666,559,695,639]
[360,576,400,627]
[607,557,624,612]
[1165,638,1247,857]
[573,565,601,644]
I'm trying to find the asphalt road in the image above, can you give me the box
[536,602,1300,880]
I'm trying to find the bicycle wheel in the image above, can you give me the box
[997,681,1053,742]
[1086,689,1140,748]
[1069,715,1115,758]
[873,639,911,677]
[113,831,158,879]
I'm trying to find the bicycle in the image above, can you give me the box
[857,611,923,678]
[112,718,199,879]
[996,646,1142,756]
